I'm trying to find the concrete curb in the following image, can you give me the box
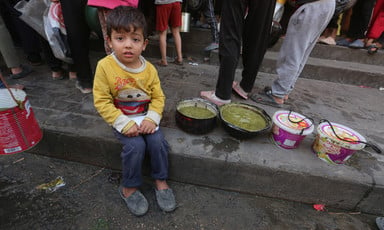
[29,104,384,215]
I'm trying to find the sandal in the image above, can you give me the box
[172,58,183,66]
[10,64,33,79]
[156,60,168,67]
[367,43,381,55]
[250,87,285,108]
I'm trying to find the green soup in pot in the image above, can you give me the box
[178,106,216,119]
[221,106,267,132]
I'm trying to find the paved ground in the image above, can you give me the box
[2,44,384,217]
[0,152,380,230]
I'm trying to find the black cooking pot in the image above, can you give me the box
[175,98,218,134]
[219,103,272,139]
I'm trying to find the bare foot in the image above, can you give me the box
[122,187,137,198]
[155,180,169,190]
[69,72,77,81]
[273,95,284,104]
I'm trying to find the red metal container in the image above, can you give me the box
[0,89,42,154]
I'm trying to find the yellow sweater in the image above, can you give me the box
[93,54,165,133]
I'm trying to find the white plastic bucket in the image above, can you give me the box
[312,121,366,164]
[271,110,314,149]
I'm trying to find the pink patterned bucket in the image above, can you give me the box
[312,121,366,164]
[271,110,314,149]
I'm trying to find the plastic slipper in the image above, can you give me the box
[348,39,365,49]
[172,59,183,66]
[250,93,283,108]
[336,38,352,47]
[232,81,248,99]
[250,88,284,108]
[377,217,384,230]
[10,64,32,79]
[367,43,380,55]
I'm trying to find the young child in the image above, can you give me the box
[93,6,176,216]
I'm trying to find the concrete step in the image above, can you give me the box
[144,28,384,88]
[12,56,383,216]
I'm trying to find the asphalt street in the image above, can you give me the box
[0,152,380,230]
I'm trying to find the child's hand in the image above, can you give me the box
[123,124,140,137]
[139,120,156,134]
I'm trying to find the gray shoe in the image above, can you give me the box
[377,217,384,230]
[155,188,176,212]
[118,186,148,216]
[204,42,219,51]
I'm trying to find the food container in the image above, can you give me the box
[219,103,272,139]
[312,121,366,164]
[271,110,314,149]
[175,98,218,134]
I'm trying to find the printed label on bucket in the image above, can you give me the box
[275,111,311,130]
[320,124,361,143]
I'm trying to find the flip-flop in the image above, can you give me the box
[367,43,381,55]
[172,59,183,66]
[377,217,384,230]
[156,60,168,67]
[250,88,284,108]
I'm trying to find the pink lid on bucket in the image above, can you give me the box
[317,122,366,150]
[272,110,314,135]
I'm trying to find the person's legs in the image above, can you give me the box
[204,0,219,44]
[169,2,182,63]
[114,131,146,195]
[215,0,246,100]
[156,4,172,66]
[171,27,183,63]
[158,30,168,65]
[143,129,175,212]
[240,0,275,92]
[0,15,21,69]
[60,0,93,90]
[272,0,335,98]
[144,129,169,183]
[347,0,375,39]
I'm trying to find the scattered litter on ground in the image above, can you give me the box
[188,62,199,66]
[313,204,326,211]
[71,168,105,190]
[36,176,65,193]
[329,211,361,215]
[12,158,24,164]
[358,85,371,88]
[379,87,384,91]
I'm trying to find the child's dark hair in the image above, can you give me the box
[106,6,148,39]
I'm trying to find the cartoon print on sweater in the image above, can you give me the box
[114,88,151,116]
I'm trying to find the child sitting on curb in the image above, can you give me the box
[93,6,176,216]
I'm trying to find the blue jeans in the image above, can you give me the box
[0,80,5,88]
[114,128,169,188]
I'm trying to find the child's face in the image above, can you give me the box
[108,28,148,68]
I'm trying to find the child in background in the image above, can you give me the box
[93,6,176,216]
[155,0,183,66]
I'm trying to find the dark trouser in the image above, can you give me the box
[215,0,275,100]
[203,0,219,44]
[114,129,169,188]
[40,38,76,72]
[0,0,41,59]
[60,0,93,88]
[346,0,375,39]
